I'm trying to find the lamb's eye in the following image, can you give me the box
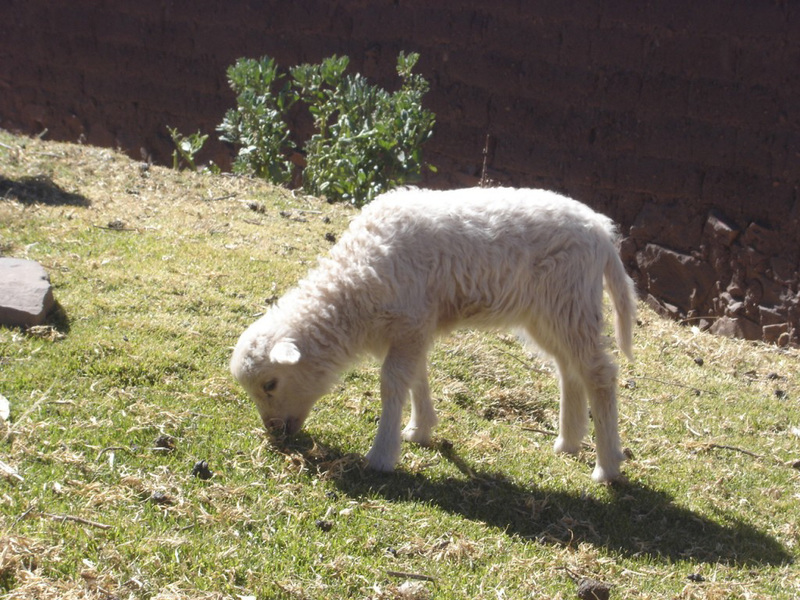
[263,378,278,395]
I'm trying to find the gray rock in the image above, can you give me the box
[635,244,717,314]
[704,209,739,247]
[0,258,55,327]
[710,315,762,341]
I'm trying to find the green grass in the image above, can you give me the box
[1,129,799,599]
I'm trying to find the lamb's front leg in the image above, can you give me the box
[365,345,422,471]
[402,361,438,445]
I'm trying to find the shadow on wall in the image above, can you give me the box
[0,175,91,207]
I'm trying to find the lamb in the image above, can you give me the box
[230,186,637,482]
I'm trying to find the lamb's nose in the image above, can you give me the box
[262,416,287,433]
[261,416,301,436]
[284,417,302,436]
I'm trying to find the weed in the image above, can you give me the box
[167,127,216,173]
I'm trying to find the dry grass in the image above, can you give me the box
[1,129,799,598]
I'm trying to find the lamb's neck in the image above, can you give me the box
[286,279,374,370]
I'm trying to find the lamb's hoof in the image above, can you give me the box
[364,448,397,472]
[591,464,624,484]
[402,426,432,445]
[553,436,581,455]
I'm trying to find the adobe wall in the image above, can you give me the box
[1,0,798,344]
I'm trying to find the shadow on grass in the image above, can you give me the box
[278,434,792,567]
[44,301,71,336]
[0,175,90,206]
[0,302,70,339]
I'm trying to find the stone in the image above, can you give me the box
[0,393,9,421]
[742,222,779,256]
[704,209,739,246]
[629,202,704,253]
[645,293,681,319]
[759,305,786,326]
[0,258,55,327]
[709,315,762,341]
[635,244,717,314]
[576,577,612,600]
[770,256,797,283]
[763,323,789,345]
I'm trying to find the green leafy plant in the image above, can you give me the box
[218,52,436,206]
[168,127,209,172]
[217,57,298,184]
[168,127,219,174]
[296,52,436,205]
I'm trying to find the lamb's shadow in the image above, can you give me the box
[0,175,90,206]
[280,435,792,567]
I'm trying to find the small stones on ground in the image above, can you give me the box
[107,219,126,230]
[694,357,704,366]
[315,519,334,532]
[0,393,9,421]
[279,210,307,222]
[191,460,213,480]
[247,201,266,213]
[576,577,611,600]
[150,490,174,505]
[438,439,455,453]
[153,434,176,452]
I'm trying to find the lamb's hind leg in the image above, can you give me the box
[402,361,438,445]
[580,353,626,483]
[526,319,625,483]
[523,327,589,457]
[552,360,588,456]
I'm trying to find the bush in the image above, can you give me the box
[218,52,435,206]
[217,57,297,185]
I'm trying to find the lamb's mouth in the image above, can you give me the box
[262,415,303,436]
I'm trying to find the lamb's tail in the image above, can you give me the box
[603,244,637,361]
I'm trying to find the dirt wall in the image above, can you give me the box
[1,0,798,344]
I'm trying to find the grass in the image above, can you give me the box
[1,129,799,599]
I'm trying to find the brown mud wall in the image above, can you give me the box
[1,1,798,344]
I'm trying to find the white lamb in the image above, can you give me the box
[231,187,636,482]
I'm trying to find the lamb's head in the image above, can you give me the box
[230,317,332,436]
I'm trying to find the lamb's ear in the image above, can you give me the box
[269,340,301,365]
